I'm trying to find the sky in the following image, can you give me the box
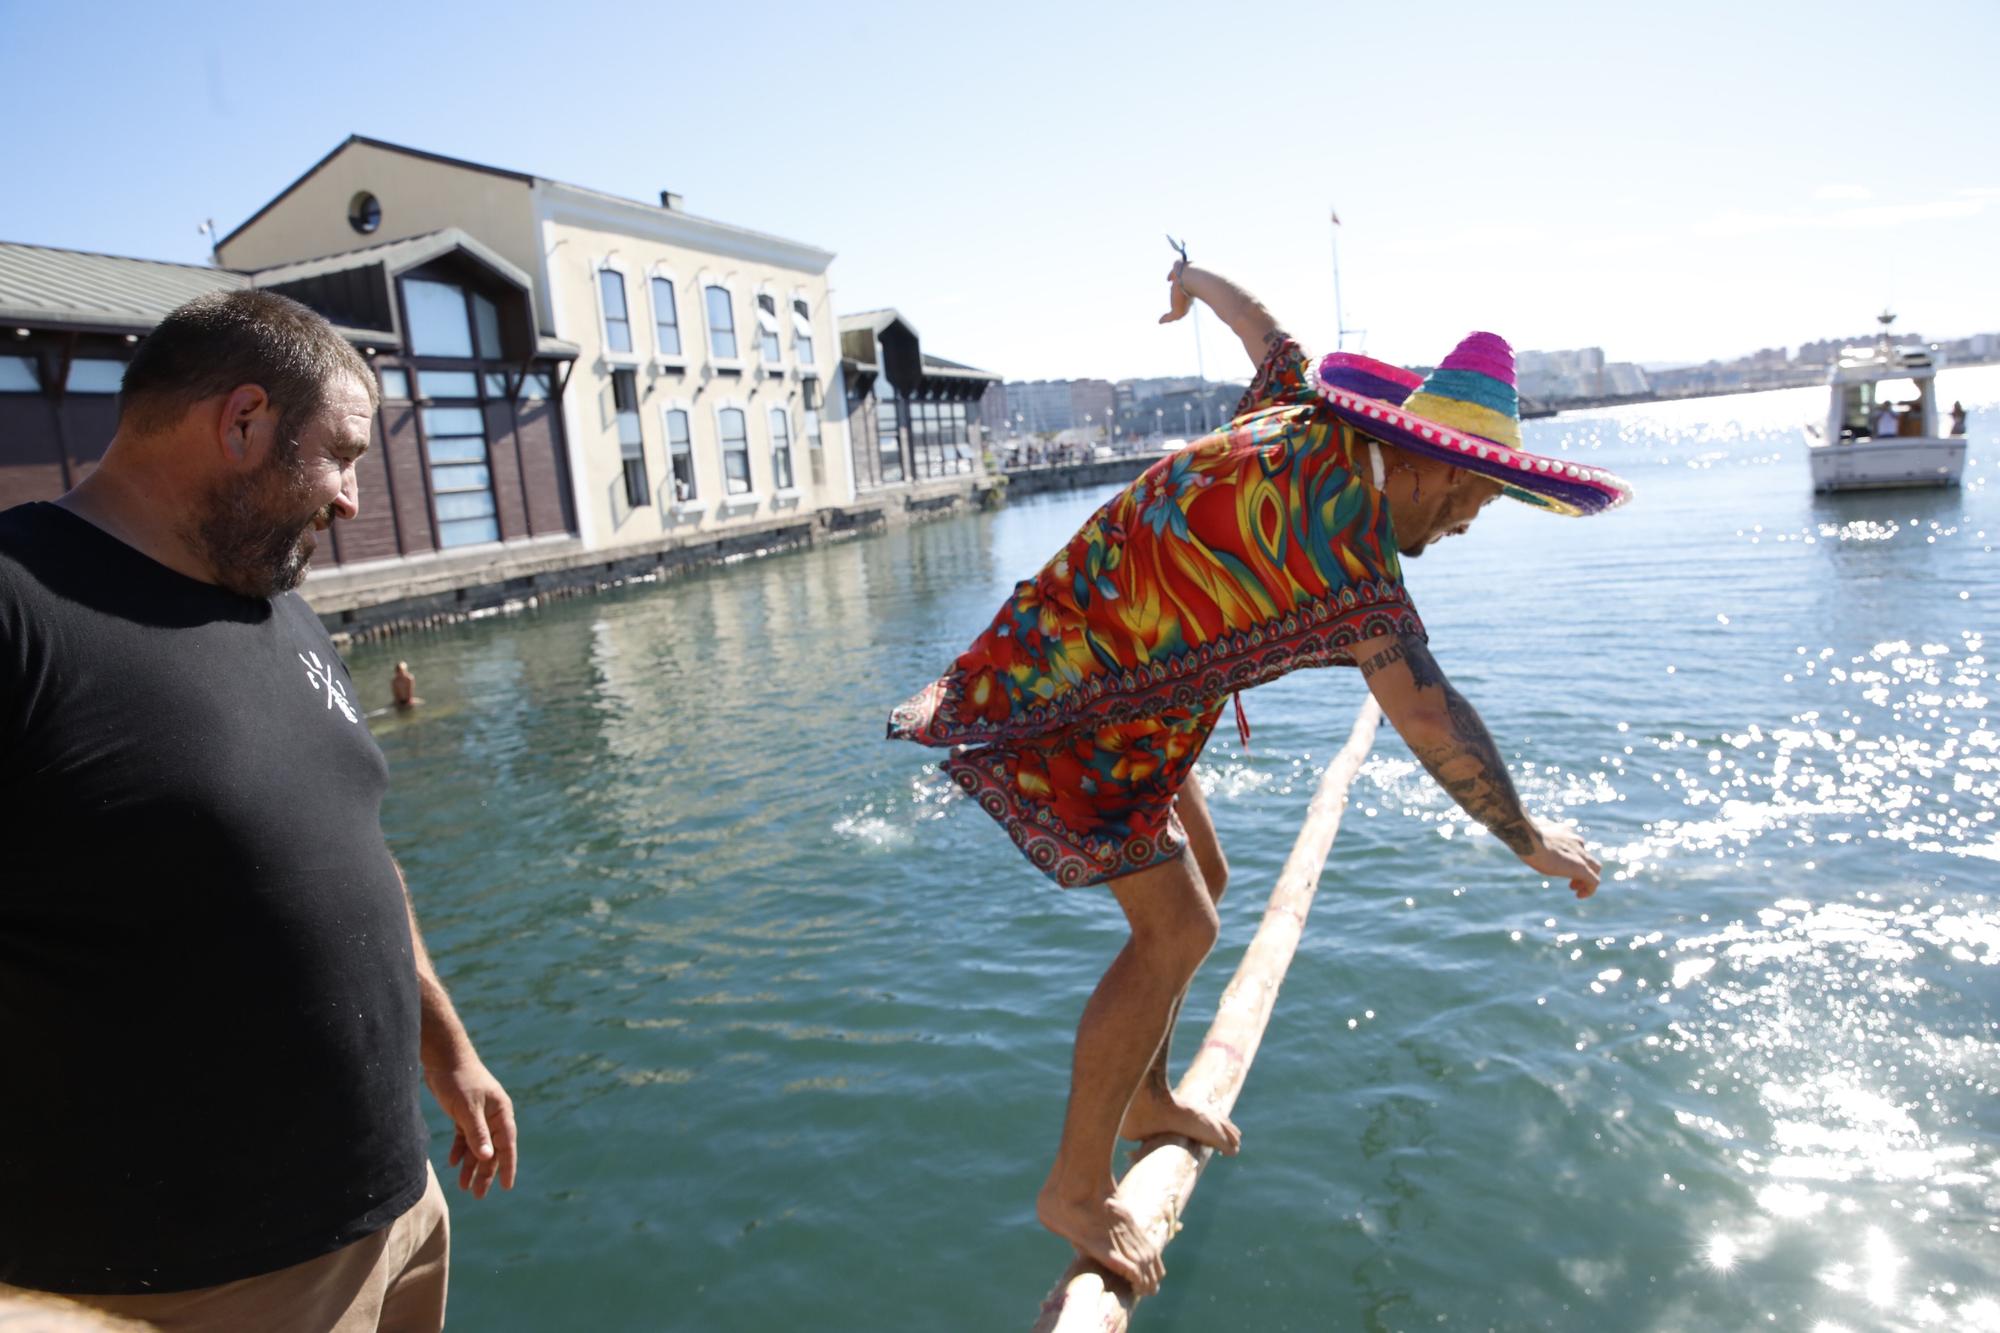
[3,0,1998,383]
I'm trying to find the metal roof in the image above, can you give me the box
[920,352,999,381]
[0,242,246,331]
[247,226,535,293]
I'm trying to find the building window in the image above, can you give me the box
[421,403,500,547]
[0,355,38,392]
[518,370,551,401]
[876,379,904,484]
[651,276,681,357]
[416,368,479,399]
[472,292,504,360]
[769,408,794,490]
[801,378,822,452]
[66,359,125,394]
[665,408,695,502]
[378,367,412,400]
[612,368,647,505]
[405,278,475,357]
[348,191,381,235]
[791,295,814,366]
[718,406,751,494]
[599,269,633,355]
[756,292,781,366]
[705,285,737,360]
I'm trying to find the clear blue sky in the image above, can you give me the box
[3,0,1997,381]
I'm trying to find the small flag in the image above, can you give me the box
[1330,207,1342,226]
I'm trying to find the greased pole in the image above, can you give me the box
[1031,697,1385,1333]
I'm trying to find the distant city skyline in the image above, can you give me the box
[3,0,1996,383]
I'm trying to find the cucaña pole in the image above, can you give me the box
[1030,697,1385,1333]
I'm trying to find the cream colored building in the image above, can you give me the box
[216,136,850,553]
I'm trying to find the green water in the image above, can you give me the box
[351,372,2000,1332]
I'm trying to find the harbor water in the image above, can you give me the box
[350,371,2000,1332]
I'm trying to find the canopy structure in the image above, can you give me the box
[1031,698,1384,1332]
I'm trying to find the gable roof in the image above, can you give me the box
[216,135,536,252]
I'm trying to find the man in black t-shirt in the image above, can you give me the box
[0,291,517,1331]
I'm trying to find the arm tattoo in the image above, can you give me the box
[1392,637,1538,856]
[1357,641,1405,680]
[1263,327,1292,350]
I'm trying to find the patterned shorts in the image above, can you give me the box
[942,699,1225,888]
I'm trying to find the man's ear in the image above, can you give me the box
[216,384,274,466]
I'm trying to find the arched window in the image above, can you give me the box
[664,405,696,502]
[790,290,814,368]
[650,271,681,358]
[705,284,738,361]
[755,288,781,367]
[769,407,794,491]
[598,266,633,355]
[718,405,751,494]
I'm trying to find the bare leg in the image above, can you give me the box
[1036,851,1218,1296]
[1120,776,1242,1155]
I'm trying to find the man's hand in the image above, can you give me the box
[1520,817,1601,899]
[424,1057,518,1199]
[1159,261,1194,324]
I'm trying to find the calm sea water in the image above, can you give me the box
[349,370,1999,1333]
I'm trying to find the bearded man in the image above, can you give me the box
[890,255,1632,1294]
[0,290,515,1332]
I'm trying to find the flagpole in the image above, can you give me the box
[1329,206,1346,353]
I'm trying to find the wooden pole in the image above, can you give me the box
[1030,697,1383,1333]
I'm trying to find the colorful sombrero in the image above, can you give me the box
[1316,334,1633,516]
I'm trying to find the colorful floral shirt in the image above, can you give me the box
[890,340,1422,748]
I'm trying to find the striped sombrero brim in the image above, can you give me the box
[1315,368,1633,517]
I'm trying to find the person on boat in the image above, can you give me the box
[887,249,1632,1295]
[1949,400,1967,435]
[1874,400,1899,438]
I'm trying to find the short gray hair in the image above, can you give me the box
[120,289,377,443]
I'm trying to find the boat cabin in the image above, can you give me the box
[1828,346,1939,443]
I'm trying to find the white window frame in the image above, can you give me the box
[647,264,686,369]
[660,396,703,513]
[593,257,641,367]
[698,271,743,371]
[789,287,816,371]
[768,404,799,500]
[712,396,758,510]
[754,282,783,374]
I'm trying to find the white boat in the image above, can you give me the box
[1805,312,1966,492]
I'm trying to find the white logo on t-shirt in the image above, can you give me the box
[300,651,359,724]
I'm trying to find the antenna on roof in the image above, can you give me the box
[197,218,218,266]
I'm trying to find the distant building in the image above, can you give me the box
[1517,345,1649,401]
[997,378,1114,436]
[0,234,579,567]
[838,311,997,491]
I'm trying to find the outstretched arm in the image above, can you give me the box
[1160,262,1287,368]
[1352,632,1601,897]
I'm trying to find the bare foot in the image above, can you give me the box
[1036,1185,1165,1296]
[1119,1085,1242,1155]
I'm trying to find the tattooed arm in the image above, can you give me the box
[1160,263,1288,368]
[1353,631,1602,897]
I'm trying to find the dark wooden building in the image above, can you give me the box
[0,230,578,568]
[837,311,997,492]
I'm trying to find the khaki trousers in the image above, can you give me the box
[5,1165,449,1333]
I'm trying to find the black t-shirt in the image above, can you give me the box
[0,502,427,1294]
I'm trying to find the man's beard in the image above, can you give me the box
[190,442,331,599]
